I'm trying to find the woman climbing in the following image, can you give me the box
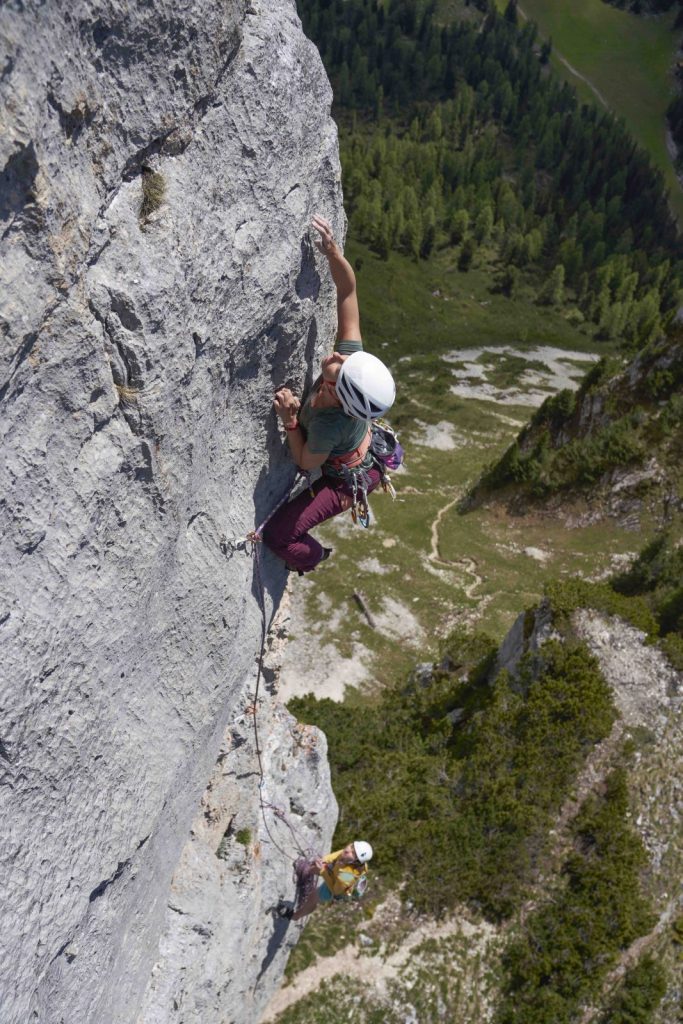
[262,214,396,574]
[277,840,373,921]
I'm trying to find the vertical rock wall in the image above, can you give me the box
[0,1,340,1021]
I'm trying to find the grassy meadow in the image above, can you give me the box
[493,0,683,223]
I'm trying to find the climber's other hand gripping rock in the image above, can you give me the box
[273,387,300,430]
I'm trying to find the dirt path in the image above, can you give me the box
[516,5,610,110]
[429,492,462,564]
[260,906,496,1021]
[428,491,484,599]
[556,54,610,110]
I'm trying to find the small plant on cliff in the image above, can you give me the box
[139,168,166,225]
[235,828,252,847]
[114,383,140,405]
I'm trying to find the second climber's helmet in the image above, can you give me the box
[353,840,373,864]
[336,351,395,420]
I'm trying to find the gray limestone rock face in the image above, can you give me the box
[138,696,337,1024]
[0,2,340,1021]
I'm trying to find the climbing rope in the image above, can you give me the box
[224,464,376,865]
[223,471,315,864]
[249,539,308,863]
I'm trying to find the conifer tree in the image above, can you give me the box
[538,265,565,305]
[449,209,470,245]
[498,265,520,298]
[475,204,494,244]
[458,236,477,272]
[504,0,519,24]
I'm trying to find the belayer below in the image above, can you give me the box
[277,840,373,921]
[262,214,398,574]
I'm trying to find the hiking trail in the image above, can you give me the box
[516,5,610,111]
[428,491,484,600]
[260,896,497,1021]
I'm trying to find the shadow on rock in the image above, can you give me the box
[256,915,291,988]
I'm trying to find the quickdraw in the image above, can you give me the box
[342,419,403,528]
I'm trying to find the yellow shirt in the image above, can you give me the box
[320,849,367,898]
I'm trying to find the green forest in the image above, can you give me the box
[604,0,683,14]
[299,0,683,346]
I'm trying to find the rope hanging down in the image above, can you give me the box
[250,539,308,863]
[225,471,314,864]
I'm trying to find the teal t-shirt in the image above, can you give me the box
[300,339,372,476]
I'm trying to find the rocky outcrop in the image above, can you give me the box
[0,2,339,1022]
[500,600,682,907]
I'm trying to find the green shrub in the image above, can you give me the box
[611,535,671,596]
[235,828,252,846]
[599,955,667,1024]
[480,413,646,499]
[552,417,645,488]
[140,169,166,223]
[647,368,675,399]
[658,393,683,434]
[577,356,620,397]
[496,770,655,1024]
[546,579,659,637]
[662,632,683,670]
[529,388,576,430]
[609,533,683,656]
[291,638,614,921]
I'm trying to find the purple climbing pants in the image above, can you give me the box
[262,468,382,573]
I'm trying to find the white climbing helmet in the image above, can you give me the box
[336,351,395,420]
[353,840,373,864]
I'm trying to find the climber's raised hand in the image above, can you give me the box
[311,214,338,256]
[311,214,360,341]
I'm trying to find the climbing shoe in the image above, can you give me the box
[285,549,332,576]
[275,899,294,920]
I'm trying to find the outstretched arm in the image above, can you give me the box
[312,214,361,342]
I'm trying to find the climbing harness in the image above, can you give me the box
[337,419,405,528]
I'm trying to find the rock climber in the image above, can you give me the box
[278,840,373,921]
[262,214,395,574]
